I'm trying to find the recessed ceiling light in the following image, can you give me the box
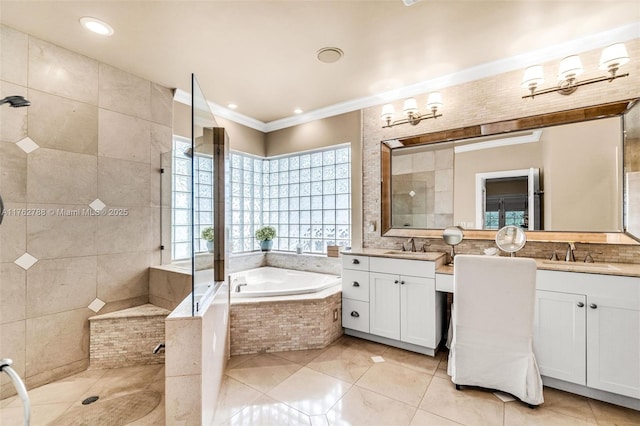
[317,47,343,64]
[80,17,114,36]
[294,108,303,114]
[227,103,238,109]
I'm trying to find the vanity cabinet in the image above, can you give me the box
[534,270,640,399]
[370,273,436,347]
[533,290,587,385]
[342,254,444,355]
[342,255,371,333]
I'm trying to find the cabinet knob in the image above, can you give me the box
[394,280,399,284]
[577,302,585,308]
[350,311,360,318]
[352,281,360,287]
[352,259,360,265]
[400,280,405,285]
[590,303,598,309]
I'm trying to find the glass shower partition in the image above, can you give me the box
[190,74,230,315]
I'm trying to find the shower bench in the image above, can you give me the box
[88,304,170,369]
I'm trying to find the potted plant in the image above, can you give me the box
[201,226,214,253]
[255,225,276,252]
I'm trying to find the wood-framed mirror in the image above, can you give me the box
[381,99,640,244]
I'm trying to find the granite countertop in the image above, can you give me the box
[342,248,446,263]
[343,248,640,278]
[435,258,640,278]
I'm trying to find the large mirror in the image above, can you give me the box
[381,100,639,243]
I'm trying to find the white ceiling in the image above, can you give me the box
[1,1,638,131]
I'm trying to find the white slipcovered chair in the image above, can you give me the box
[447,254,544,406]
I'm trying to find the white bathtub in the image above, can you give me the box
[229,267,341,298]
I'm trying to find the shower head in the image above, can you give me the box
[184,147,194,158]
[0,96,31,108]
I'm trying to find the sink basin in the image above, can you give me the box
[541,260,620,271]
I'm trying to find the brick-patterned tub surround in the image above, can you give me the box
[89,304,170,369]
[230,287,342,355]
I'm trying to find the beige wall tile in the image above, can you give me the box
[98,157,150,207]
[150,122,172,171]
[99,64,151,120]
[149,268,191,306]
[0,141,27,202]
[165,318,202,376]
[0,202,26,263]
[97,207,151,255]
[27,148,97,204]
[98,108,151,164]
[97,252,150,302]
[0,263,26,324]
[151,83,173,126]
[26,256,97,317]
[0,25,28,86]
[28,37,98,105]
[26,203,98,260]
[27,89,98,155]
[150,207,162,265]
[0,81,28,143]
[165,375,202,425]
[0,320,25,395]
[25,308,91,377]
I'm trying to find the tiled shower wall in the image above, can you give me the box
[362,38,640,261]
[0,25,173,397]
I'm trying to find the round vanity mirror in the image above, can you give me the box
[495,225,527,256]
[442,226,464,264]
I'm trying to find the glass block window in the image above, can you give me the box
[172,138,351,259]
[172,137,193,260]
[171,136,214,260]
[230,151,264,253]
[269,145,351,254]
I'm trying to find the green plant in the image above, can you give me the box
[201,226,214,242]
[255,225,276,242]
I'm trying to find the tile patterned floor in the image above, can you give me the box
[0,364,164,425]
[214,336,640,426]
[2,336,640,425]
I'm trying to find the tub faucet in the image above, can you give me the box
[235,283,248,293]
[565,242,576,262]
[152,343,165,354]
[407,237,416,252]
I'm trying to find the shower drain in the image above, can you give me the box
[82,396,99,405]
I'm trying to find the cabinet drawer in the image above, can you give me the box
[370,257,435,278]
[342,255,370,271]
[435,273,453,292]
[342,299,370,333]
[342,270,370,302]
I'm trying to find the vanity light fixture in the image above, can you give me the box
[381,92,443,128]
[522,43,630,99]
[79,17,114,36]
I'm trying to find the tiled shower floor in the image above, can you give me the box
[2,336,640,425]
[0,364,164,425]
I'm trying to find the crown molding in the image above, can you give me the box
[174,22,639,133]
[173,88,267,132]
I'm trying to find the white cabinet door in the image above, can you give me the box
[533,290,586,385]
[401,276,435,347]
[370,272,400,340]
[587,296,640,398]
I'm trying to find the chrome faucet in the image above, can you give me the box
[407,237,416,252]
[565,242,576,262]
[235,283,248,293]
